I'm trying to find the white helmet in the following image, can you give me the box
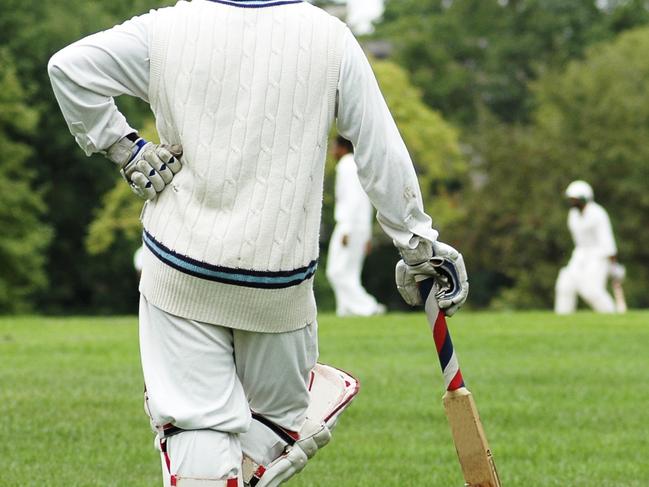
[565,180,594,201]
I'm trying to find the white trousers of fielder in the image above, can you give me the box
[139,295,318,486]
[554,252,616,314]
[326,225,382,316]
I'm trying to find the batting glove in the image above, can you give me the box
[106,133,182,201]
[609,262,626,282]
[395,240,469,316]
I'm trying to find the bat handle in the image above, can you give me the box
[418,278,465,392]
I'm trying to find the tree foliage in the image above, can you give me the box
[3,0,649,313]
[0,49,51,312]
[532,27,649,307]
[450,27,649,308]
[0,0,173,313]
[377,0,649,125]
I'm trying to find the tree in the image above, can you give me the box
[450,27,649,308]
[0,0,173,313]
[376,0,649,125]
[531,26,649,307]
[0,49,51,312]
[448,114,570,308]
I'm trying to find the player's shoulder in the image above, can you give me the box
[585,201,611,220]
[587,201,607,214]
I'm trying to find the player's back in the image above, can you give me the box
[143,0,347,271]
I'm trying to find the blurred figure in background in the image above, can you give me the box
[133,245,144,275]
[326,136,386,317]
[554,180,626,314]
[346,0,384,35]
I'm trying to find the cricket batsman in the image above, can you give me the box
[48,1,469,485]
[555,180,622,314]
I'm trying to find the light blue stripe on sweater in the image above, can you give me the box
[143,231,317,287]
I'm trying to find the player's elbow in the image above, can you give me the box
[47,46,76,81]
[47,51,64,81]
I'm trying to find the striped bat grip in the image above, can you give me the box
[419,279,465,392]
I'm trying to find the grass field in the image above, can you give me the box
[1,311,648,486]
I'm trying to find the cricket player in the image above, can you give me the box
[48,1,469,485]
[554,180,620,314]
[326,136,386,317]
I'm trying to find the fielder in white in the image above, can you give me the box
[555,180,621,314]
[326,136,385,317]
[48,1,469,485]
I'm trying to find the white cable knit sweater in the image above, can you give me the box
[140,0,346,331]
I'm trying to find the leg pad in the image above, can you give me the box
[242,364,359,487]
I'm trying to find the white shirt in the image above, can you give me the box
[568,201,617,260]
[334,153,373,235]
[47,0,437,250]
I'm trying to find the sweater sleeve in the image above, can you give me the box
[47,12,154,155]
[335,28,438,250]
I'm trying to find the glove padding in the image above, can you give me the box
[395,240,469,316]
[107,135,182,200]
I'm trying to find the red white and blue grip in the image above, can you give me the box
[419,278,465,392]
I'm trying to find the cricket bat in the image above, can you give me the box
[612,280,627,313]
[419,279,502,487]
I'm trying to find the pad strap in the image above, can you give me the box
[251,413,298,446]
[242,364,360,487]
[162,423,186,438]
[171,476,238,486]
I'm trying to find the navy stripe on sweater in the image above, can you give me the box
[143,230,317,289]
[206,0,303,8]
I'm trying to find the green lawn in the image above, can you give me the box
[1,311,648,486]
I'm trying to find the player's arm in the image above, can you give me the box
[595,208,626,284]
[336,29,435,250]
[336,29,468,315]
[595,207,617,259]
[47,12,181,200]
[333,161,358,246]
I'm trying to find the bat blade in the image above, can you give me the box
[612,281,627,313]
[443,387,501,487]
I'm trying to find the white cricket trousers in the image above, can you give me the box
[554,254,615,314]
[326,225,381,316]
[139,295,318,485]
